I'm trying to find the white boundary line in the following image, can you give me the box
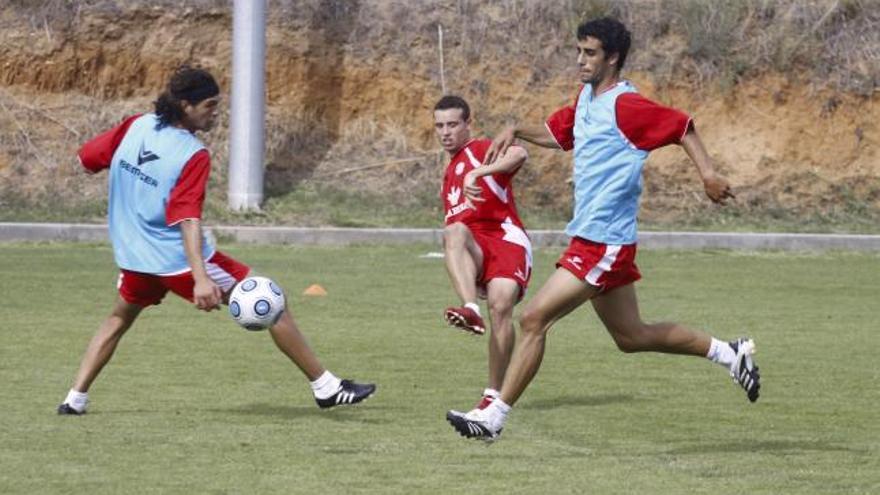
[1,222,879,251]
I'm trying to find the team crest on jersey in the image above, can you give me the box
[137,143,160,165]
[455,162,465,175]
[447,186,462,206]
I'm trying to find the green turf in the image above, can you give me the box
[1,243,877,494]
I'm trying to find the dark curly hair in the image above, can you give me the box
[433,94,470,122]
[577,17,632,71]
[153,66,219,129]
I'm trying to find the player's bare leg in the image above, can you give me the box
[447,268,595,439]
[485,278,520,393]
[592,284,760,401]
[73,298,144,392]
[591,284,711,356]
[58,298,143,414]
[442,222,486,335]
[268,305,325,380]
[269,303,376,409]
[442,222,483,304]
[500,268,597,406]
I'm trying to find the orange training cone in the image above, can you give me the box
[302,284,328,296]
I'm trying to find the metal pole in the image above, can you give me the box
[228,0,266,211]
[438,24,446,95]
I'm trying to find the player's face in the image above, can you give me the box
[577,36,618,86]
[181,96,221,132]
[434,108,471,154]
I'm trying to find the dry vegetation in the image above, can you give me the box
[0,0,878,230]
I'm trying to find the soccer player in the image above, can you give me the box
[435,95,532,411]
[446,18,761,441]
[57,67,375,415]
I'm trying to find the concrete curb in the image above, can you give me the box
[2,222,879,251]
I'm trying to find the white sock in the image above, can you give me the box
[482,398,511,430]
[706,338,737,370]
[483,388,500,399]
[310,371,342,400]
[465,302,481,316]
[64,389,89,412]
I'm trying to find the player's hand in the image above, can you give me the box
[483,126,516,165]
[193,278,222,311]
[703,173,735,205]
[463,170,484,207]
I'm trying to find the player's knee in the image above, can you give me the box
[518,307,547,336]
[107,312,137,334]
[487,302,513,327]
[610,326,651,353]
[443,222,469,247]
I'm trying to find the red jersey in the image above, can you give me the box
[441,139,527,235]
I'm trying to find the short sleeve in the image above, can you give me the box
[77,114,142,173]
[615,93,691,151]
[544,86,584,152]
[166,150,211,226]
[545,106,575,151]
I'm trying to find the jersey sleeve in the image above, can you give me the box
[544,86,583,152]
[545,106,575,151]
[615,93,691,151]
[77,114,142,173]
[166,149,211,226]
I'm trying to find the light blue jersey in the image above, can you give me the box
[107,114,214,274]
[566,81,647,244]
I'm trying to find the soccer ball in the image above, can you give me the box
[228,276,286,331]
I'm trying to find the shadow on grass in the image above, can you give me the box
[521,393,639,411]
[666,439,860,455]
[211,402,386,424]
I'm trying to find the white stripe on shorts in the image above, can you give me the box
[206,260,238,292]
[585,244,622,286]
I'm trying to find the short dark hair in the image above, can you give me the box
[153,66,220,128]
[577,17,631,71]
[433,95,470,122]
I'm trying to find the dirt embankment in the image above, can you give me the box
[1,2,878,230]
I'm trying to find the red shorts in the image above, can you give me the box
[556,237,641,292]
[473,230,532,297]
[117,251,251,306]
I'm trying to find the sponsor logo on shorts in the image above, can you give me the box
[567,256,583,271]
[445,202,471,220]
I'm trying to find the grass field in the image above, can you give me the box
[1,243,877,494]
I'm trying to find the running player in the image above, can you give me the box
[446,18,760,442]
[435,95,532,411]
[57,67,375,415]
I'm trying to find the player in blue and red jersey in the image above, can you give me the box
[435,95,532,412]
[447,18,761,441]
[57,67,374,415]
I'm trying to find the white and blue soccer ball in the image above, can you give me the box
[228,276,286,331]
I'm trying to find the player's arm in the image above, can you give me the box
[485,88,582,165]
[180,219,221,311]
[483,124,558,165]
[77,114,142,173]
[464,146,527,203]
[168,150,220,311]
[616,93,734,204]
[680,125,734,204]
